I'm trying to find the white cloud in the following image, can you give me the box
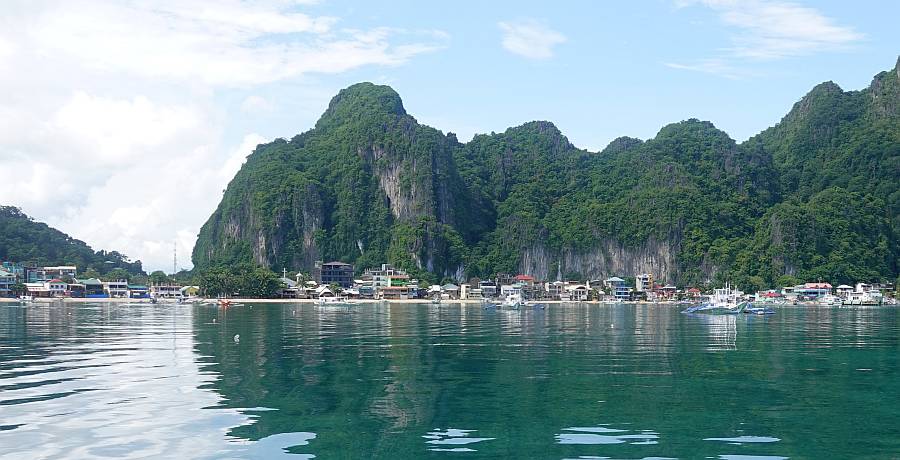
[498,19,567,60]
[240,95,274,114]
[25,1,445,86]
[668,0,862,77]
[664,59,747,79]
[0,1,445,272]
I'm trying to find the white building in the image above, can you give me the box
[151,285,183,299]
[636,273,653,292]
[104,280,129,298]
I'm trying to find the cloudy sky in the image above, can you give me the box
[1,0,897,273]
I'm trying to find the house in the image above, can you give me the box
[67,282,85,297]
[25,282,49,297]
[315,285,334,298]
[278,277,300,298]
[104,280,129,298]
[1,262,26,283]
[314,261,354,288]
[795,282,832,299]
[514,274,536,287]
[835,284,854,299]
[78,278,106,297]
[479,280,498,298]
[500,284,523,298]
[26,266,77,283]
[635,273,653,292]
[150,284,183,299]
[180,286,201,298]
[565,284,589,301]
[0,269,14,297]
[441,283,460,300]
[380,285,410,300]
[686,287,702,299]
[604,277,632,301]
[128,285,150,298]
[546,281,566,300]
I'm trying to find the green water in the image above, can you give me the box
[0,303,898,459]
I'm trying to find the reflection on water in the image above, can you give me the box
[0,302,898,458]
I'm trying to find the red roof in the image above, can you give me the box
[688,287,701,293]
[764,291,783,297]
[49,279,64,283]
[514,274,535,281]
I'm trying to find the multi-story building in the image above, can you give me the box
[103,280,129,298]
[314,261,354,288]
[0,269,15,297]
[150,284,183,299]
[635,273,653,293]
[604,277,632,301]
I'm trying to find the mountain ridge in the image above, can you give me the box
[193,59,899,289]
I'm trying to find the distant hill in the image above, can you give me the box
[193,58,900,289]
[0,206,144,275]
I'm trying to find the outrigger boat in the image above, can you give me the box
[502,293,525,309]
[316,296,350,307]
[682,284,773,315]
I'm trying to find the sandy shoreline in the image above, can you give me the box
[0,297,673,306]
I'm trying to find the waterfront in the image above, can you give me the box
[0,303,898,459]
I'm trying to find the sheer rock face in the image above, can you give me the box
[520,239,679,283]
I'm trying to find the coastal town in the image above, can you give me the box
[2,259,895,306]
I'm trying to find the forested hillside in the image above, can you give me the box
[194,59,899,289]
[0,206,144,275]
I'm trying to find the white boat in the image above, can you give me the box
[682,284,747,314]
[816,294,843,306]
[317,296,350,306]
[17,295,33,302]
[503,293,525,309]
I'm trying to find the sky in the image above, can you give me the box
[0,0,897,273]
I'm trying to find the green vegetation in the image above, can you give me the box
[197,264,283,298]
[194,59,900,290]
[0,206,145,276]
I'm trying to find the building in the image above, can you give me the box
[25,279,68,297]
[835,284,854,299]
[514,274,536,286]
[795,282,832,299]
[128,285,150,298]
[2,262,26,282]
[635,273,653,293]
[380,285,410,300]
[103,280,129,298]
[566,284,590,301]
[181,286,201,298]
[314,261,354,288]
[604,277,632,301]
[79,278,106,297]
[479,280,498,298]
[150,284,183,299]
[0,269,15,297]
[25,266,77,283]
[441,283,460,300]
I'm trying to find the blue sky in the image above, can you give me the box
[221,0,900,151]
[1,0,897,272]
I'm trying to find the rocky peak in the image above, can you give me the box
[316,82,406,129]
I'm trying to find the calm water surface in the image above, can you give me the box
[0,303,898,459]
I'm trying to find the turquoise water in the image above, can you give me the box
[0,303,898,459]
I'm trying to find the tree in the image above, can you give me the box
[149,270,171,285]
[103,268,132,282]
